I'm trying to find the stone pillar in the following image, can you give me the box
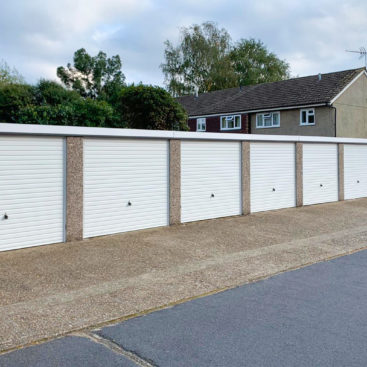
[242,141,251,215]
[296,142,303,207]
[338,144,344,201]
[169,140,181,225]
[66,137,83,241]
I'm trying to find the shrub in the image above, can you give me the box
[0,83,35,122]
[115,84,188,130]
[16,104,75,125]
[72,98,117,127]
[16,99,117,127]
[34,79,80,106]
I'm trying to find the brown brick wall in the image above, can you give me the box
[188,113,249,133]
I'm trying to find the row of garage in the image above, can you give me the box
[1,134,367,251]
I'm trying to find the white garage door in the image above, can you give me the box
[344,144,367,200]
[83,138,169,238]
[0,136,65,251]
[181,141,241,223]
[250,142,296,213]
[303,143,338,205]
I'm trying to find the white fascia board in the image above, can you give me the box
[330,70,367,104]
[2,122,367,144]
[188,104,327,119]
[0,123,175,139]
[296,135,367,144]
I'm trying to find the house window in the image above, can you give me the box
[300,109,315,125]
[220,115,241,130]
[197,118,206,131]
[256,112,280,128]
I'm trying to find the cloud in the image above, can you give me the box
[1,0,367,86]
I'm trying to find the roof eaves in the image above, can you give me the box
[329,69,367,104]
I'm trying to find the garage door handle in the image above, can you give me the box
[357,180,360,183]
[211,193,215,198]
[3,213,8,220]
[320,184,323,187]
[272,188,276,192]
[127,201,132,206]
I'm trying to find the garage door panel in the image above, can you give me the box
[250,142,296,213]
[344,145,367,200]
[83,138,169,238]
[0,136,65,251]
[303,144,338,205]
[181,141,241,223]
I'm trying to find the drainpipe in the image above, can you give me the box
[328,103,337,137]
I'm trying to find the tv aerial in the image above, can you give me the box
[346,47,367,67]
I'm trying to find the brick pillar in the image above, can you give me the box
[66,137,83,241]
[169,140,181,224]
[240,114,250,134]
[296,142,303,207]
[338,144,344,201]
[242,141,251,214]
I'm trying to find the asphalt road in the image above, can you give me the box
[2,249,367,366]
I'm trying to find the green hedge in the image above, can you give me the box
[0,80,188,130]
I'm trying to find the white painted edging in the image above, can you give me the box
[1,123,367,144]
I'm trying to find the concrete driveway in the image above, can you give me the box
[2,249,367,366]
[1,199,367,354]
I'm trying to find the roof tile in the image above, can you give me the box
[177,68,365,116]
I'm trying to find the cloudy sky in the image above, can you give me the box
[1,0,366,86]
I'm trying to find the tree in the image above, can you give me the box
[34,79,80,106]
[161,22,235,96]
[0,83,34,122]
[115,84,188,130]
[230,39,290,86]
[57,48,126,101]
[0,60,25,85]
[0,78,118,127]
[161,22,290,96]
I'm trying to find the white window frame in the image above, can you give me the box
[256,111,280,128]
[220,115,241,130]
[196,118,206,132]
[300,109,315,126]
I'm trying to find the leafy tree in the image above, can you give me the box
[34,79,80,106]
[161,22,235,96]
[57,48,125,101]
[115,84,188,130]
[0,83,34,122]
[161,22,290,96]
[71,98,116,127]
[0,77,117,127]
[0,60,25,85]
[230,39,290,86]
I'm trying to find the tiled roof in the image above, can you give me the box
[177,68,365,116]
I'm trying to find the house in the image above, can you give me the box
[177,67,367,138]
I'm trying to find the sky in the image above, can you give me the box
[1,0,367,87]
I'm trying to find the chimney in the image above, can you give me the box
[194,86,199,98]
[318,73,322,81]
